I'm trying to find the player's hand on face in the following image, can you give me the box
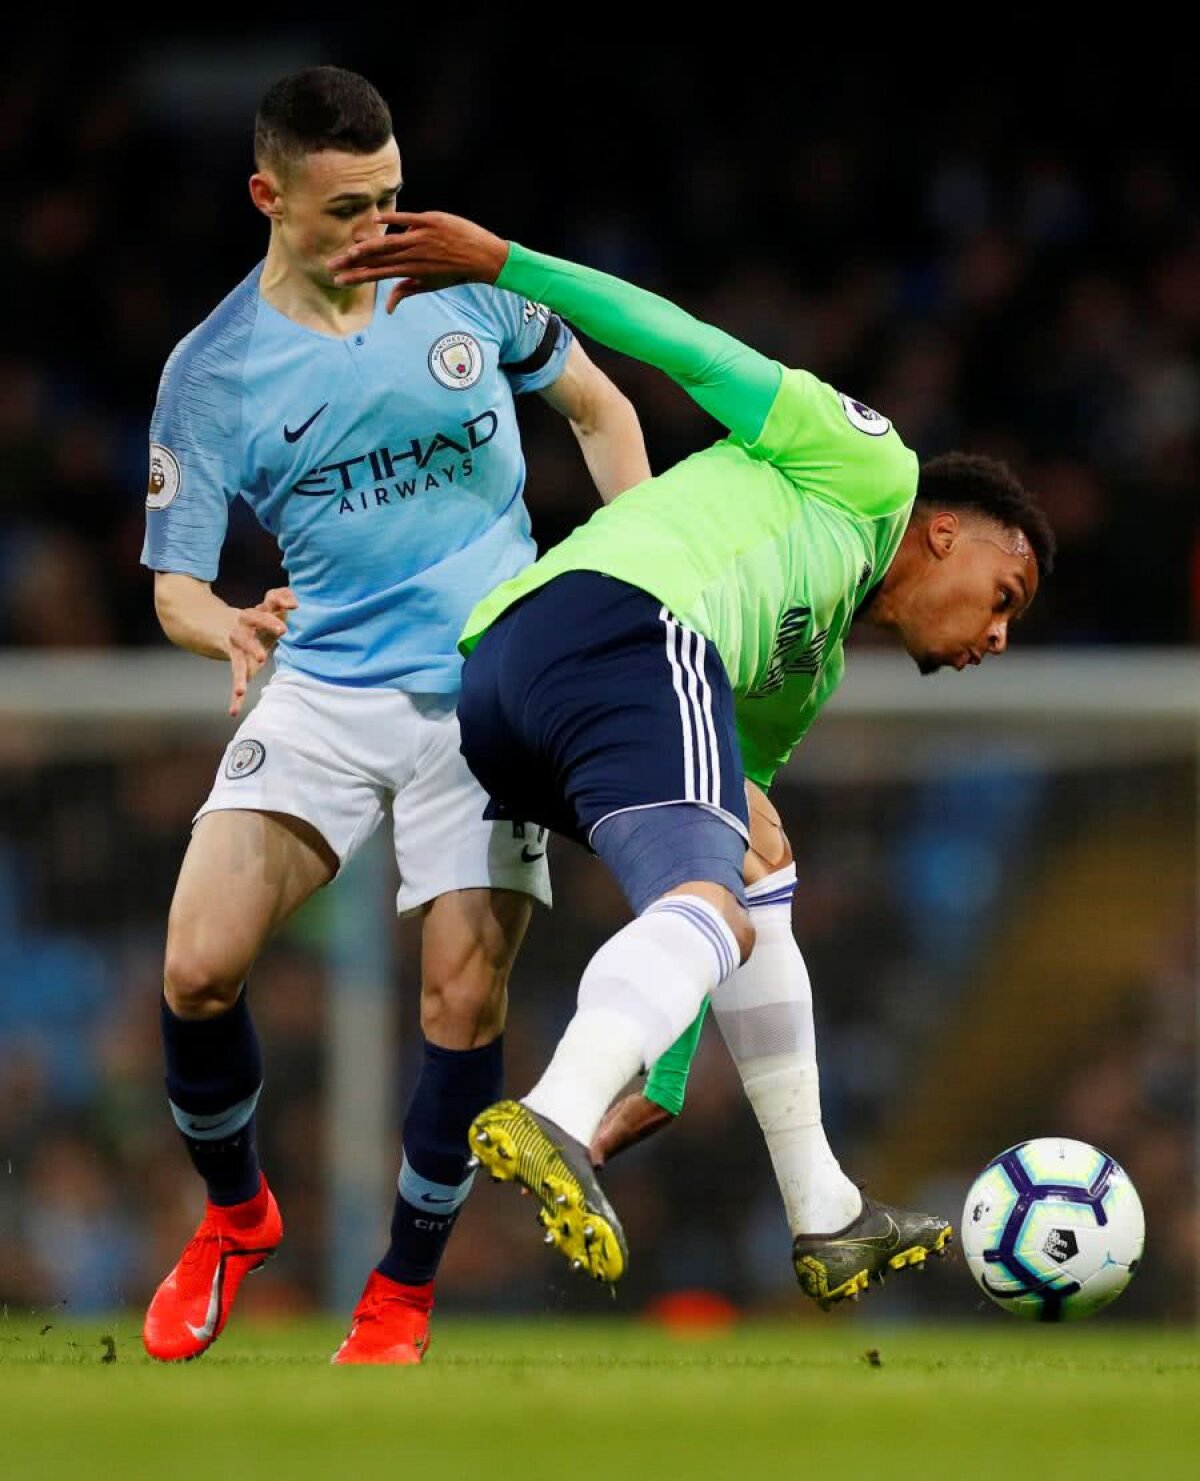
[225,587,298,718]
[589,1093,676,1167]
[327,211,510,313]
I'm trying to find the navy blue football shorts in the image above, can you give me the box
[457,571,750,852]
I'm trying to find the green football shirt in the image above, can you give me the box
[458,240,921,1114]
[461,363,918,788]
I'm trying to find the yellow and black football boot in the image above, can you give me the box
[792,1190,953,1309]
[468,1099,628,1283]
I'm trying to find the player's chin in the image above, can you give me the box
[319,255,357,285]
[915,652,948,676]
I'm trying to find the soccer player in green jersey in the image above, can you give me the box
[331,213,1054,1303]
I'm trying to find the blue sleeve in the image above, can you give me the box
[473,285,575,396]
[141,327,246,583]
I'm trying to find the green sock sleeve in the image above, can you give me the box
[642,997,711,1116]
[498,243,781,446]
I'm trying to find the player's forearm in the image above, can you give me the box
[154,573,236,660]
[499,244,781,445]
[570,388,652,504]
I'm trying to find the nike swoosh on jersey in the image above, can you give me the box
[420,1193,455,1205]
[521,846,546,863]
[283,404,329,442]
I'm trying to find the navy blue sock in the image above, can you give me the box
[377,1036,503,1286]
[161,990,264,1207]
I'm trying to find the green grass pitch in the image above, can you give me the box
[3,1313,1197,1479]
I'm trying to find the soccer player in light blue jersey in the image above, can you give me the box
[139,67,650,1365]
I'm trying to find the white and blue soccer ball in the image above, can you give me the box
[961,1137,1145,1321]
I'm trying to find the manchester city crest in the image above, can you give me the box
[225,738,266,780]
[429,332,483,390]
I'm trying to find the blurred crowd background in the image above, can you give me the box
[1,30,1196,1330]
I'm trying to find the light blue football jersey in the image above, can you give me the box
[142,265,573,690]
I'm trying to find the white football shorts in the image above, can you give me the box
[194,671,551,916]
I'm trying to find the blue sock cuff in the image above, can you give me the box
[380,1035,503,1284]
[161,990,263,1115]
[748,881,796,908]
[401,1035,504,1187]
[161,991,263,1207]
[397,1153,476,1214]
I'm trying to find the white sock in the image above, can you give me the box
[524,893,741,1146]
[711,865,861,1234]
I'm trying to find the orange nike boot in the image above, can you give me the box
[331,1269,434,1365]
[142,1176,283,1361]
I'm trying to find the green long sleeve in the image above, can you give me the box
[643,997,711,1116]
[497,242,781,446]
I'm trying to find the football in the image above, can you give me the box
[961,1137,1145,1321]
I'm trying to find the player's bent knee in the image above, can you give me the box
[649,881,755,965]
[727,900,756,964]
[163,945,246,1019]
[420,971,506,1048]
[680,888,754,964]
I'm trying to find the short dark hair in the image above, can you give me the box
[254,66,393,174]
[916,452,1056,576]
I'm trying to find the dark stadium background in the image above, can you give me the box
[1,28,1195,1329]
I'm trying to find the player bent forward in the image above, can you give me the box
[332,211,1054,1302]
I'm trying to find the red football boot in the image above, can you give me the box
[143,1177,283,1362]
[330,1270,434,1365]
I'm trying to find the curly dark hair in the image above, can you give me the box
[915,452,1056,576]
[254,66,393,174]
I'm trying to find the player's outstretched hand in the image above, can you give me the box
[225,587,297,718]
[328,211,509,313]
[589,1093,676,1168]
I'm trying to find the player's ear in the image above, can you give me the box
[249,171,283,221]
[925,510,960,561]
